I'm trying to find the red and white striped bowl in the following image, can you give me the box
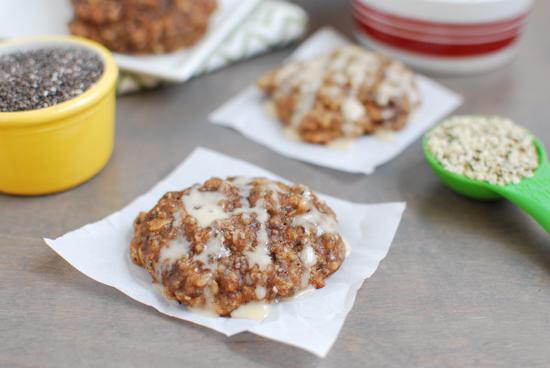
[352,0,532,75]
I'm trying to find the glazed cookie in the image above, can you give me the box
[69,0,217,54]
[130,177,347,317]
[258,46,421,144]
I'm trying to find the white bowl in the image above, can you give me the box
[353,0,533,75]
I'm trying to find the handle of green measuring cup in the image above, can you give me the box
[495,161,550,234]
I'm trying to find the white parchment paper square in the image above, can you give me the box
[210,27,463,174]
[44,147,405,357]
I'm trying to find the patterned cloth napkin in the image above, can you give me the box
[117,0,308,94]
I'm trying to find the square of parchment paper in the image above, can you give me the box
[210,27,462,174]
[45,147,405,357]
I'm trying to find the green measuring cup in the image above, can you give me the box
[423,133,550,234]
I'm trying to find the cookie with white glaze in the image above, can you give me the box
[258,46,421,144]
[130,177,346,317]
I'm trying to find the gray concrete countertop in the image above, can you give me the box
[2,1,549,367]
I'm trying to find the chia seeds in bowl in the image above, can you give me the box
[0,47,104,112]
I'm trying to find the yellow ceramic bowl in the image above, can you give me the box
[0,36,118,196]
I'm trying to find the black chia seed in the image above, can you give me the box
[0,47,104,112]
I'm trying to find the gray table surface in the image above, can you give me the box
[2,1,550,367]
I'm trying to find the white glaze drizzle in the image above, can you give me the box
[190,286,218,317]
[298,244,318,288]
[194,232,231,265]
[182,188,228,228]
[242,199,272,270]
[344,238,352,257]
[282,127,302,142]
[288,58,327,128]
[376,61,420,107]
[301,244,317,267]
[157,236,190,280]
[255,285,267,300]
[230,301,271,320]
[339,47,378,135]
[292,205,339,236]
[327,137,354,150]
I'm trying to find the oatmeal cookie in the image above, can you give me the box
[258,45,421,144]
[130,177,346,317]
[69,0,217,54]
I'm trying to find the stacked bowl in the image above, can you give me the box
[352,0,533,75]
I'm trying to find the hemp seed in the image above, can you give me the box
[427,116,539,185]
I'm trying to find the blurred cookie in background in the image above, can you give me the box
[69,0,217,54]
[258,45,421,145]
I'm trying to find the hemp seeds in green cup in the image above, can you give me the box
[426,116,538,186]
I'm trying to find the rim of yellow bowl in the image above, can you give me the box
[0,35,118,127]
